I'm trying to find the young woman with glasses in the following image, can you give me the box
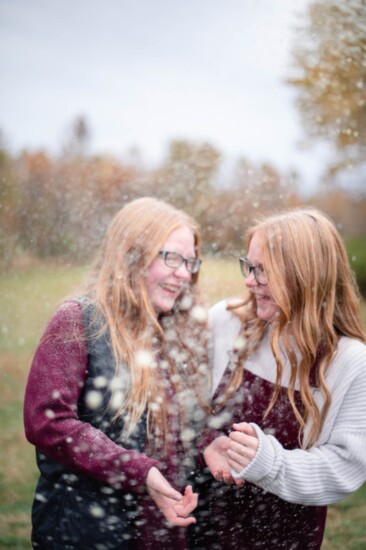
[191,208,366,550]
[24,197,209,550]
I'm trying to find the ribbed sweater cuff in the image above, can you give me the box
[231,423,278,482]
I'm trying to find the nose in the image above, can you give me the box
[173,263,192,281]
[245,270,257,288]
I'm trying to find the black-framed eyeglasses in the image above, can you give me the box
[239,257,268,285]
[159,250,202,274]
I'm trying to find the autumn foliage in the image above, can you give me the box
[0,133,365,294]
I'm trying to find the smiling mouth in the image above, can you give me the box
[161,284,181,295]
[254,292,277,305]
[254,292,269,300]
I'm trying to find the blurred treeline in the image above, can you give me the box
[0,127,365,295]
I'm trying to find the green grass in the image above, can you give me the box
[0,261,88,549]
[0,258,365,549]
[0,262,88,352]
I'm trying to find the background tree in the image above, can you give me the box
[151,139,221,219]
[62,115,92,158]
[13,149,74,259]
[0,132,19,268]
[1,113,364,294]
[288,0,366,185]
[201,158,300,255]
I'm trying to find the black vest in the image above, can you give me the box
[31,298,147,549]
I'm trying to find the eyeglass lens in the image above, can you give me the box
[239,258,267,284]
[160,251,201,273]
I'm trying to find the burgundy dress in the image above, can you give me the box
[190,366,327,550]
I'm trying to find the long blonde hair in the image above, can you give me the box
[226,208,365,447]
[81,197,208,447]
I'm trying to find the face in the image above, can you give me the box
[146,225,196,314]
[245,233,279,323]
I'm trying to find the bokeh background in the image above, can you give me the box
[0,0,365,548]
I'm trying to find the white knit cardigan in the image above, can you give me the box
[209,299,366,506]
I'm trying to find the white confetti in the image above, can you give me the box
[85,390,103,409]
[190,305,207,322]
[135,350,155,368]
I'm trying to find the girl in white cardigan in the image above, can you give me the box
[194,208,366,550]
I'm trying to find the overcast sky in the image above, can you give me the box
[0,0,330,194]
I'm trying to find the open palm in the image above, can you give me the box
[146,466,198,526]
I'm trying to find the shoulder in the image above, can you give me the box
[33,300,88,364]
[338,335,366,352]
[43,300,85,336]
[209,299,242,334]
[209,298,238,323]
[326,336,366,385]
[334,337,366,370]
[54,299,84,320]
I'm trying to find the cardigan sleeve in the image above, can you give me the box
[24,301,158,493]
[231,339,366,506]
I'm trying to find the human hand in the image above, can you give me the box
[203,435,244,486]
[228,422,259,473]
[146,466,198,526]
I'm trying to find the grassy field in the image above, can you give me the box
[0,258,365,549]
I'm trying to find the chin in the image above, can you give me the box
[257,307,278,323]
[155,300,176,314]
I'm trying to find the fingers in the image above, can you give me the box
[160,486,183,502]
[168,515,197,527]
[146,470,199,526]
[211,468,234,482]
[173,508,197,524]
[175,486,198,516]
[146,466,182,501]
[227,453,247,473]
[180,485,197,509]
[203,431,255,485]
[211,469,234,483]
[184,485,193,497]
[163,504,194,526]
[222,471,236,485]
[234,478,245,488]
[229,428,259,456]
[229,437,257,459]
[227,426,259,472]
[169,485,198,526]
[212,469,224,482]
[232,422,256,436]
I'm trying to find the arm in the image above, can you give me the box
[24,301,158,493]
[228,350,366,505]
